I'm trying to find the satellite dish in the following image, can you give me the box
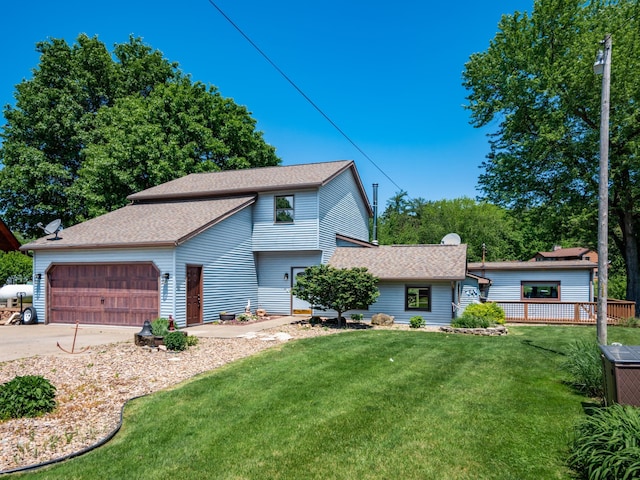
[37,219,63,240]
[441,233,461,245]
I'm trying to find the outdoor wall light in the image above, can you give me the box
[35,273,42,281]
[162,273,170,285]
[284,273,289,281]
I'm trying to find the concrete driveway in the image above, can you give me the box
[0,324,139,362]
[0,316,299,362]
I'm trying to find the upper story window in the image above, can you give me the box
[521,281,560,301]
[274,195,294,223]
[406,285,431,311]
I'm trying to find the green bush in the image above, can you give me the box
[562,340,604,398]
[409,315,425,328]
[185,335,199,347]
[164,331,187,351]
[0,375,57,420]
[350,313,364,323]
[452,302,505,328]
[151,317,170,337]
[452,315,491,328]
[568,404,640,479]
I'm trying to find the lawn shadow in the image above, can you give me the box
[521,339,566,356]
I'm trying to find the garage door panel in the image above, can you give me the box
[48,263,159,326]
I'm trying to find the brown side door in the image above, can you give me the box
[48,263,159,326]
[186,265,202,326]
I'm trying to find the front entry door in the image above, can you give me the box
[186,265,202,326]
[291,267,312,315]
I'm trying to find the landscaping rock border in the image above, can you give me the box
[439,325,508,336]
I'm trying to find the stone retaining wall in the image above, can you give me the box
[439,325,508,336]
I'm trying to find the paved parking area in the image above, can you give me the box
[0,316,298,362]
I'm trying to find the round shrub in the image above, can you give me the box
[453,302,505,328]
[0,375,57,420]
[185,335,199,347]
[151,317,170,337]
[409,315,425,328]
[569,404,640,479]
[164,331,187,351]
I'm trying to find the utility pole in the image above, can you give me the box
[593,34,612,345]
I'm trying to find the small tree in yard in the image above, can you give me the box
[291,265,379,328]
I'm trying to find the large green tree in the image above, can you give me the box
[377,193,529,262]
[0,34,279,236]
[463,0,640,307]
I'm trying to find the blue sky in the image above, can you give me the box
[2,0,534,208]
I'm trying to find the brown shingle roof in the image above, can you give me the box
[533,247,591,259]
[127,160,372,215]
[20,196,255,251]
[468,260,596,271]
[329,244,468,280]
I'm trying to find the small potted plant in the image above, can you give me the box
[219,311,235,321]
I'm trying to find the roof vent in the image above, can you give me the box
[441,233,461,245]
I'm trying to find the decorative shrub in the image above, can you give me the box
[185,335,199,347]
[350,313,364,323]
[562,340,604,398]
[452,302,505,328]
[568,404,640,479]
[452,315,491,328]
[164,331,187,351]
[409,315,425,328]
[0,375,57,420]
[151,317,170,337]
[237,313,254,322]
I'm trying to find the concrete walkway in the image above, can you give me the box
[0,316,299,362]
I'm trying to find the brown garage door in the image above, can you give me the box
[48,263,159,326]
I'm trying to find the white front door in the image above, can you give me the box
[291,267,312,315]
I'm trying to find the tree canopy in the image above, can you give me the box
[0,34,280,236]
[377,193,530,262]
[463,0,640,306]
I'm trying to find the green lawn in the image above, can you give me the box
[13,326,640,479]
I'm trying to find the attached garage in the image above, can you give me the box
[47,263,159,326]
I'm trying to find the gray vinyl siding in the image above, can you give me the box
[32,248,174,324]
[252,190,319,251]
[459,278,481,316]
[319,170,370,263]
[256,251,322,314]
[176,207,257,327]
[468,269,593,302]
[346,281,455,325]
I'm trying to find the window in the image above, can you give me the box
[274,195,294,223]
[406,286,431,311]
[521,281,560,301]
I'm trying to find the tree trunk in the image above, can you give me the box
[620,209,640,315]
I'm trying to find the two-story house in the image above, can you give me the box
[20,161,373,327]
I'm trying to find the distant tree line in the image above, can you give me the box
[376,192,627,300]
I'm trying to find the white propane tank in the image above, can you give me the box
[0,284,34,302]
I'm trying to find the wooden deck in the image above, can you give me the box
[490,299,636,325]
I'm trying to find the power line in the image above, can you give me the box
[205,0,404,192]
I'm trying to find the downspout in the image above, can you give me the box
[372,183,379,245]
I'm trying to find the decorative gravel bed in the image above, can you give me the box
[0,322,347,473]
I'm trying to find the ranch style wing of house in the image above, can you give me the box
[466,260,598,323]
[328,244,468,325]
[20,160,372,327]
